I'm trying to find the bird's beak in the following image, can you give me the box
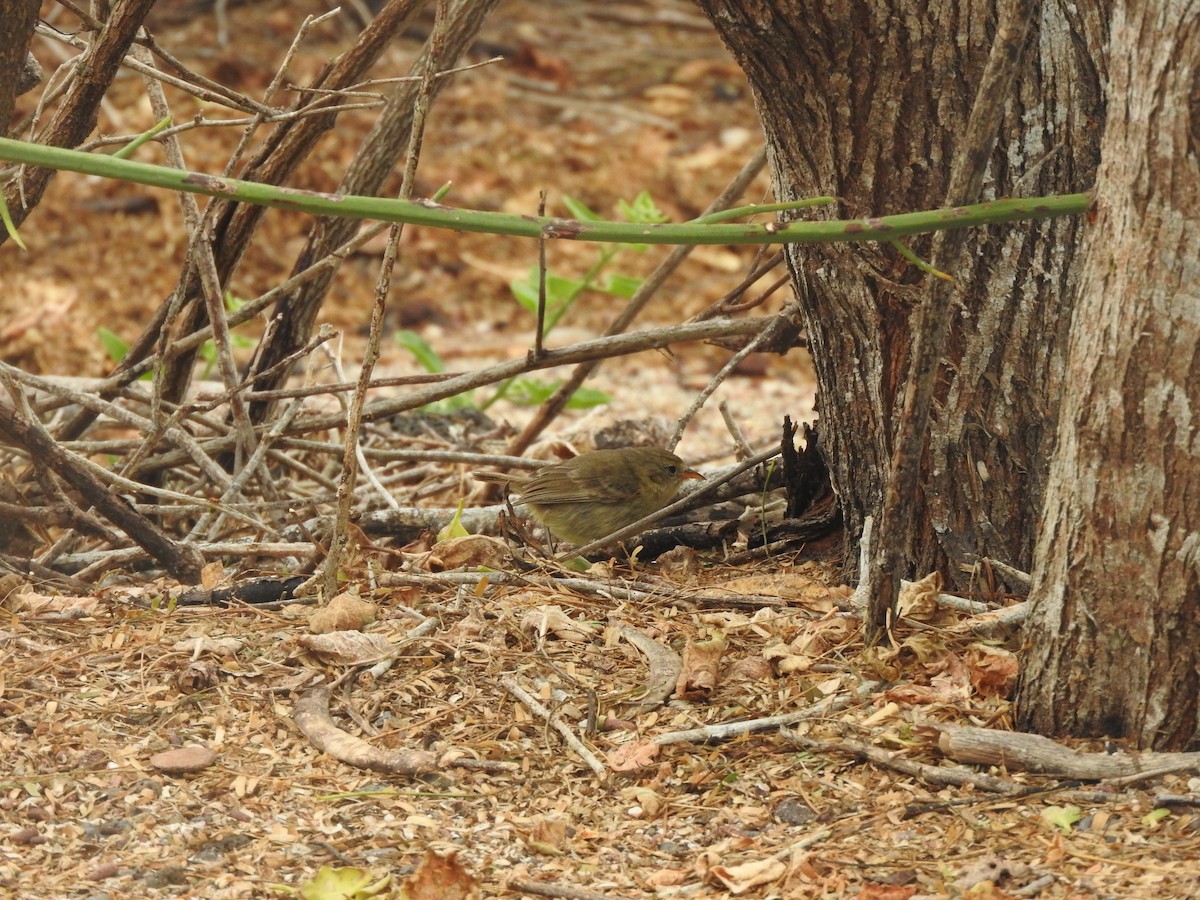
[682,468,704,480]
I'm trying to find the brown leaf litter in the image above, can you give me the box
[4,558,1200,898]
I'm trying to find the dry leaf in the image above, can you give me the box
[520,605,599,643]
[966,643,1019,698]
[308,592,378,634]
[294,631,395,666]
[705,857,787,894]
[174,661,219,694]
[676,632,726,701]
[607,740,660,772]
[401,849,479,900]
[9,593,102,616]
[621,786,663,818]
[857,884,918,899]
[896,571,943,621]
[199,560,226,590]
[522,815,570,855]
[149,746,217,774]
[711,572,844,612]
[645,868,690,887]
[426,535,511,571]
[171,636,243,657]
[763,643,813,676]
[789,613,858,657]
[727,655,773,682]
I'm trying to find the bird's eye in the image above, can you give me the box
[666,464,678,474]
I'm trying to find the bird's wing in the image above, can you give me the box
[578,466,638,505]
[518,465,628,508]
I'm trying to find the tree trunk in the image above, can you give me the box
[694,0,1105,586]
[0,0,40,136]
[1017,2,1200,750]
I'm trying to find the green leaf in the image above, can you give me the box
[509,269,584,315]
[509,274,540,312]
[618,190,668,224]
[595,273,643,298]
[501,377,556,406]
[1141,807,1171,828]
[545,271,583,306]
[96,327,129,364]
[394,329,445,374]
[437,500,471,542]
[1041,805,1082,834]
[0,192,27,250]
[561,195,602,221]
[424,393,477,414]
[501,377,610,410]
[565,386,612,409]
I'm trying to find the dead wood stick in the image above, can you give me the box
[654,686,876,747]
[505,880,614,900]
[104,317,767,480]
[0,402,203,583]
[669,302,797,448]
[783,731,1024,795]
[934,724,1200,783]
[379,570,811,612]
[618,626,681,710]
[3,0,158,235]
[500,675,607,779]
[330,316,771,431]
[293,681,438,776]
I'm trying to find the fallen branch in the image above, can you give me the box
[0,394,204,584]
[293,680,438,776]
[618,626,682,710]
[933,723,1200,783]
[654,685,876,747]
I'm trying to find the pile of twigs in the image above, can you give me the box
[0,0,794,592]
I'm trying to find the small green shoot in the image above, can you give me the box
[112,115,172,160]
[98,291,253,380]
[393,329,477,413]
[197,292,257,378]
[437,499,471,542]
[1041,805,1082,834]
[1141,807,1170,828]
[396,192,672,414]
[0,192,27,250]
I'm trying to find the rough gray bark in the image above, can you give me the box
[1018,1,1200,750]
[0,0,40,136]
[694,0,1105,586]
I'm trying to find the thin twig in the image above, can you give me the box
[506,145,768,455]
[669,301,797,448]
[322,0,444,598]
[500,675,607,779]
[534,189,548,357]
[719,400,754,460]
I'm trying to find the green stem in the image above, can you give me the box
[689,197,838,224]
[0,137,1091,247]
